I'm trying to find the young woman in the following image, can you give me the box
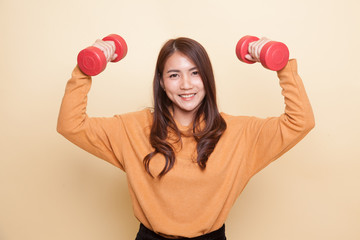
[57,37,315,240]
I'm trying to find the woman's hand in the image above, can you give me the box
[92,39,118,62]
[245,37,271,62]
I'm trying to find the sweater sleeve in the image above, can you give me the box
[57,66,125,170]
[245,59,315,177]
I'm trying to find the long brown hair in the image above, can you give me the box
[143,37,227,177]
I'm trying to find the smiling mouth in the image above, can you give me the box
[179,93,196,98]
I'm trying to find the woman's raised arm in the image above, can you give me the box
[57,37,128,170]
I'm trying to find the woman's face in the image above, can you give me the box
[161,51,206,125]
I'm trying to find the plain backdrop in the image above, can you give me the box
[1,0,359,239]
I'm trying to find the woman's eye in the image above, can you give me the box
[192,71,199,76]
[169,74,179,79]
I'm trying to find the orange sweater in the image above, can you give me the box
[57,59,314,238]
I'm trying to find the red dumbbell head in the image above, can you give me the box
[235,35,259,64]
[260,41,289,71]
[103,34,128,62]
[77,46,107,76]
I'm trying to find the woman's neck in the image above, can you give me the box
[168,106,195,127]
[173,111,194,127]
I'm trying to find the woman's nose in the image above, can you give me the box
[180,74,193,89]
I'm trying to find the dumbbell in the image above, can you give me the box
[236,36,289,71]
[77,34,127,76]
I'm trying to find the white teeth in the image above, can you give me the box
[180,94,195,98]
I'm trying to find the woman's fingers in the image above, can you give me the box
[93,39,116,62]
[245,54,255,62]
[248,37,271,62]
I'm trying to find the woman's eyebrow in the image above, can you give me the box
[166,67,197,74]
[166,69,180,73]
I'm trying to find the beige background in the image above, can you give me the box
[1,0,359,239]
